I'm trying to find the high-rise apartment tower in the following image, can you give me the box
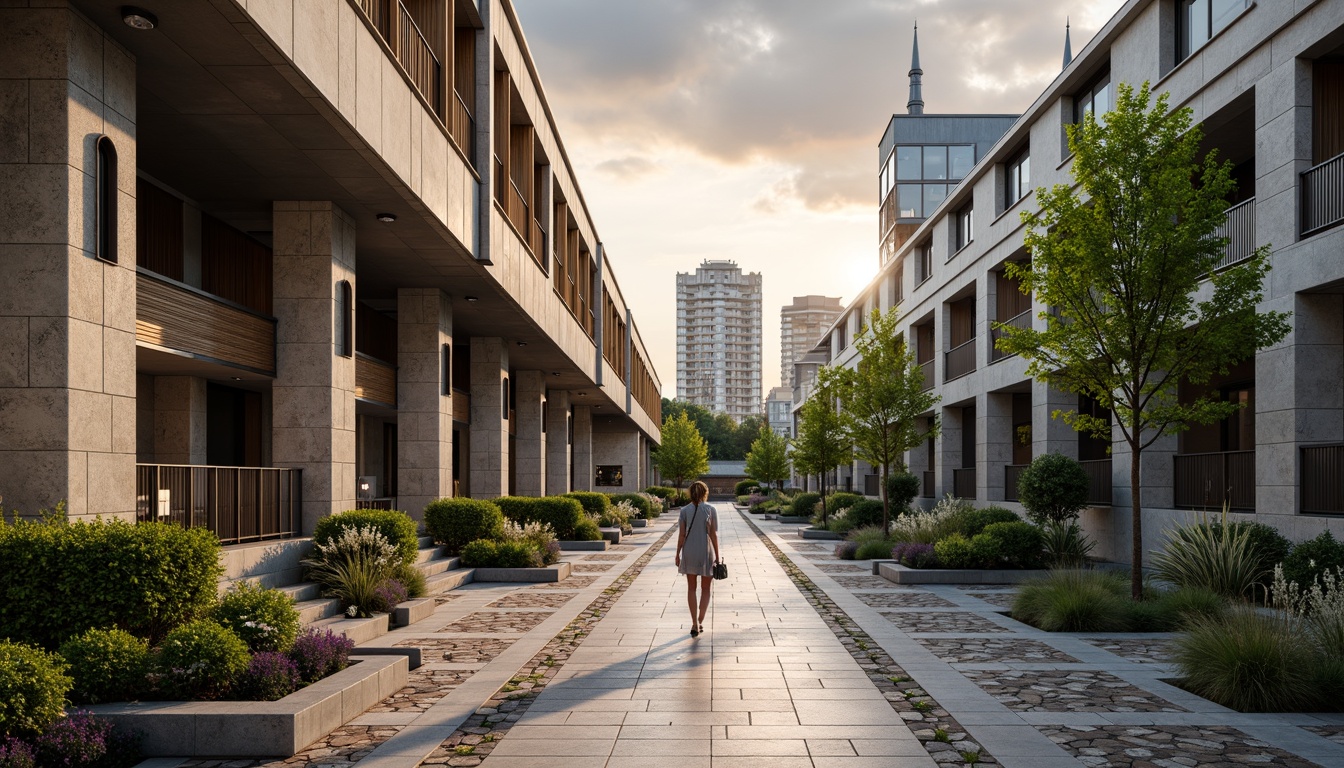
[780,296,844,389]
[676,260,763,422]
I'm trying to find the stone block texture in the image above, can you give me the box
[397,288,453,517]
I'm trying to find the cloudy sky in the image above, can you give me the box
[512,0,1128,400]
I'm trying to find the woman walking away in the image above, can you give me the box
[675,481,719,637]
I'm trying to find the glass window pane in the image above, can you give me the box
[897,146,922,180]
[898,184,922,218]
[1211,0,1242,34]
[923,184,946,214]
[924,146,947,180]
[1189,0,1210,47]
[949,146,975,179]
[1093,80,1112,118]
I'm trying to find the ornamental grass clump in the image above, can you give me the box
[1174,607,1318,712]
[288,628,353,684]
[888,494,975,544]
[212,581,300,653]
[1151,511,1268,600]
[1040,520,1096,568]
[1012,570,1132,632]
[834,541,860,560]
[844,525,897,560]
[303,525,399,618]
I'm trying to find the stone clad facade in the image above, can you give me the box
[0,0,661,534]
[796,0,1344,559]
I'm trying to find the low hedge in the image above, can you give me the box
[0,518,221,648]
[564,492,611,517]
[608,493,653,518]
[59,628,149,705]
[494,496,592,540]
[734,480,761,496]
[790,492,821,517]
[962,506,1022,537]
[424,498,505,554]
[313,509,419,567]
[0,640,71,737]
[460,539,543,568]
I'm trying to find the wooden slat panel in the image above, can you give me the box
[1316,59,1344,165]
[202,215,273,315]
[451,390,470,423]
[136,179,184,281]
[355,355,397,406]
[136,273,275,374]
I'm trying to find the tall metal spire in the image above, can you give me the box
[907,22,924,115]
[1062,17,1073,70]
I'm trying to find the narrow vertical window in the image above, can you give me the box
[335,280,353,357]
[501,377,510,420]
[95,135,118,264]
[442,343,451,396]
[1006,146,1031,205]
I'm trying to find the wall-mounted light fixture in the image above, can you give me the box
[121,6,157,29]
[375,212,397,223]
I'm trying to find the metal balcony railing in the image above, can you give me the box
[1080,458,1113,506]
[990,310,1031,363]
[1004,464,1027,501]
[922,470,935,498]
[136,464,302,545]
[1174,450,1255,511]
[1302,152,1344,237]
[945,338,976,381]
[1302,444,1344,514]
[919,360,934,391]
[1214,198,1255,271]
[953,468,976,500]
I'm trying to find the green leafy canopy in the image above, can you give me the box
[655,411,710,490]
[791,378,850,522]
[744,425,790,491]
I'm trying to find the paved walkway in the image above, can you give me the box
[168,505,1344,768]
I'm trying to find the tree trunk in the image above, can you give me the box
[880,463,890,537]
[1130,440,1143,602]
[820,472,828,523]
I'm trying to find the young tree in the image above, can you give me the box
[821,307,941,535]
[997,82,1291,600]
[654,412,710,492]
[744,426,790,491]
[791,379,850,523]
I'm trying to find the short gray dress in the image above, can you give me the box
[678,502,717,576]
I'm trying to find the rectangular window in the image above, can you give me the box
[1178,0,1249,62]
[949,146,975,179]
[897,146,922,180]
[923,146,948,180]
[898,184,923,218]
[922,184,947,217]
[955,202,974,252]
[1074,69,1113,125]
[919,240,933,284]
[1006,147,1031,205]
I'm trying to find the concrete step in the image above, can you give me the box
[279,581,322,603]
[294,595,344,625]
[425,568,474,594]
[416,555,460,578]
[417,535,434,548]
[415,543,445,564]
[312,614,391,645]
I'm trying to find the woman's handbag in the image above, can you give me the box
[713,560,728,580]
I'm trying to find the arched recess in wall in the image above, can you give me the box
[442,343,452,396]
[95,135,118,264]
[335,280,353,357]
[501,376,510,420]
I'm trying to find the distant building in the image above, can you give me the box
[779,296,843,389]
[766,387,794,438]
[676,260,763,422]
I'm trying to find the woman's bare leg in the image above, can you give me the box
[685,574,699,629]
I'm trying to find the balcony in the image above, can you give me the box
[919,360,935,391]
[358,0,443,120]
[953,468,976,500]
[1004,463,1027,501]
[449,89,475,163]
[1302,444,1344,514]
[354,353,397,407]
[1302,152,1344,237]
[136,464,301,545]
[136,271,276,376]
[1214,198,1255,271]
[1080,458,1113,506]
[945,339,976,382]
[990,310,1030,363]
[1174,450,1255,510]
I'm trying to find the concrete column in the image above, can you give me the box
[153,376,207,465]
[572,404,594,491]
[1254,58,1311,258]
[983,391,1013,502]
[1257,293,1343,525]
[396,288,453,518]
[545,389,572,495]
[1032,381,1078,460]
[468,337,510,497]
[937,405,963,499]
[0,5,138,519]
[272,201,358,533]
[514,371,546,496]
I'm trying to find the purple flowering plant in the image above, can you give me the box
[288,627,354,684]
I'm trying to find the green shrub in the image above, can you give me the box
[572,517,603,541]
[1041,520,1096,568]
[790,492,822,519]
[460,539,543,568]
[0,640,71,737]
[827,492,865,511]
[213,581,300,653]
[828,499,886,533]
[979,521,1044,569]
[0,519,221,648]
[643,486,677,501]
[967,532,1002,567]
[1012,570,1132,632]
[608,493,653,518]
[961,506,1022,537]
[856,540,895,560]
[563,492,611,517]
[1224,522,1293,574]
[889,495,975,544]
[884,473,921,515]
[154,620,250,700]
[933,534,980,569]
[1283,531,1344,590]
[393,562,428,598]
[313,509,419,567]
[59,628,149,705]
[1016,453,1090,525]
[1152,517,1268,599]
[600,501,635,534]
[1174,608,1320,712]
[734,480,761,496]
[495,496,588,540]
[424,498,505,554]
[303,525,399,618]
